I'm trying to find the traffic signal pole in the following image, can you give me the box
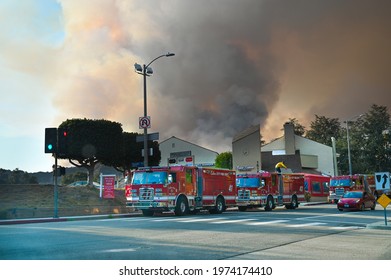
[53,153,59,218]
[45,127,69,219]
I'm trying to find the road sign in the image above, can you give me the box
[375,172,390,190]
[377,193,391,209]
[139,116,151,129]
[377,193,391,226]
[136,132,159,142]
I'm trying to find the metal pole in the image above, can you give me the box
[54,153,58,218]
[143,64,148,167]
[346,121,352,175]
[331,137,338,176]
[135,53,175,168]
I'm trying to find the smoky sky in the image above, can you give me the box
[53,0,391,151]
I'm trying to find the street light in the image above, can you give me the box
[134,52,175,167]
[345,114,363,175]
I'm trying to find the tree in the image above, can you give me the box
[61,171,88,186]
[354,104,391,173]
[0,168,38,184]
[109,132,161,173]
[334,104,391,175]
[284,118,306,136]
[58,118,123,187]
[215,152,233,169]
[306,115,342,146]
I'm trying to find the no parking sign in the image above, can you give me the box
[139,116,151,129]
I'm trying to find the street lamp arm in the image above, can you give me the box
[146,52,175,69]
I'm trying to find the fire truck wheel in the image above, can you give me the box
[264,196,274,211]
[290,195,298,209]
[175,196,189,216]
[209,196,225,214]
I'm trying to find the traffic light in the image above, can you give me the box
[57,127,68,156]
[45,128,57,153]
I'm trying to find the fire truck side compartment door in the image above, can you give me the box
[195,168,203,206]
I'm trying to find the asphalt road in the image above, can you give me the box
[1,204,391,260]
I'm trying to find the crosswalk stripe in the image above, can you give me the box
[244,219,289,225]
[287,222,327,228]
[119,216,365,231]
[210,218,258,224]
[329,226,364,230]
[177,217,226,223]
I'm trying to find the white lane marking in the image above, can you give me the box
[210,219,258,224]
[101,248,136,253]
[245,219,289,225]
[177,217,226,223]
[329,226,364,230]
[287,222,327,228]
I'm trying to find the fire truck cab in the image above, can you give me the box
[125,166,236,216]
[236,172,306,211]
[329,174,376,203]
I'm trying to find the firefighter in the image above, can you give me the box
[275,161,287,173]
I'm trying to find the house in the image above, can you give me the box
[261,122,335,176]
[159,136,218,166]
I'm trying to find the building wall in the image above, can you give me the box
[232,126,261,173]
[159,136,218,166]
[295,136,334,176]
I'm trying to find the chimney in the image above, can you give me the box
[284,122,295,155]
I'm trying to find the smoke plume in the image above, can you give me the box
[53,0,391,151]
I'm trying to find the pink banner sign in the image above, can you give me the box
[103,175,116,199]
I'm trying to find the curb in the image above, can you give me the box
[0,212,142,226]
[366,221,391,230]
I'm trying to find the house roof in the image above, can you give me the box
[232,125,260,143]
[262,134,332,149]
[159,136,219,155]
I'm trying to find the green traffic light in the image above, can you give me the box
[48,144,53,150]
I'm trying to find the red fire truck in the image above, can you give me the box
[236,171,306,211]
[125,166,236,216]
[300,173,331,202]
[328,174,376,203]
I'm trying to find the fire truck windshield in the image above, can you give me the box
[236,177,261,188]
[330,179,351,187]
[131,171,168,185]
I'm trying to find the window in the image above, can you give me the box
[168,173,176,183]
[186,169,193,183]
[323,182,329,193]
[131,172,168,185]
[272,175,277,186]
[312,181,321,193]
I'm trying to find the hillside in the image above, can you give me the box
[0,184,130,219]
